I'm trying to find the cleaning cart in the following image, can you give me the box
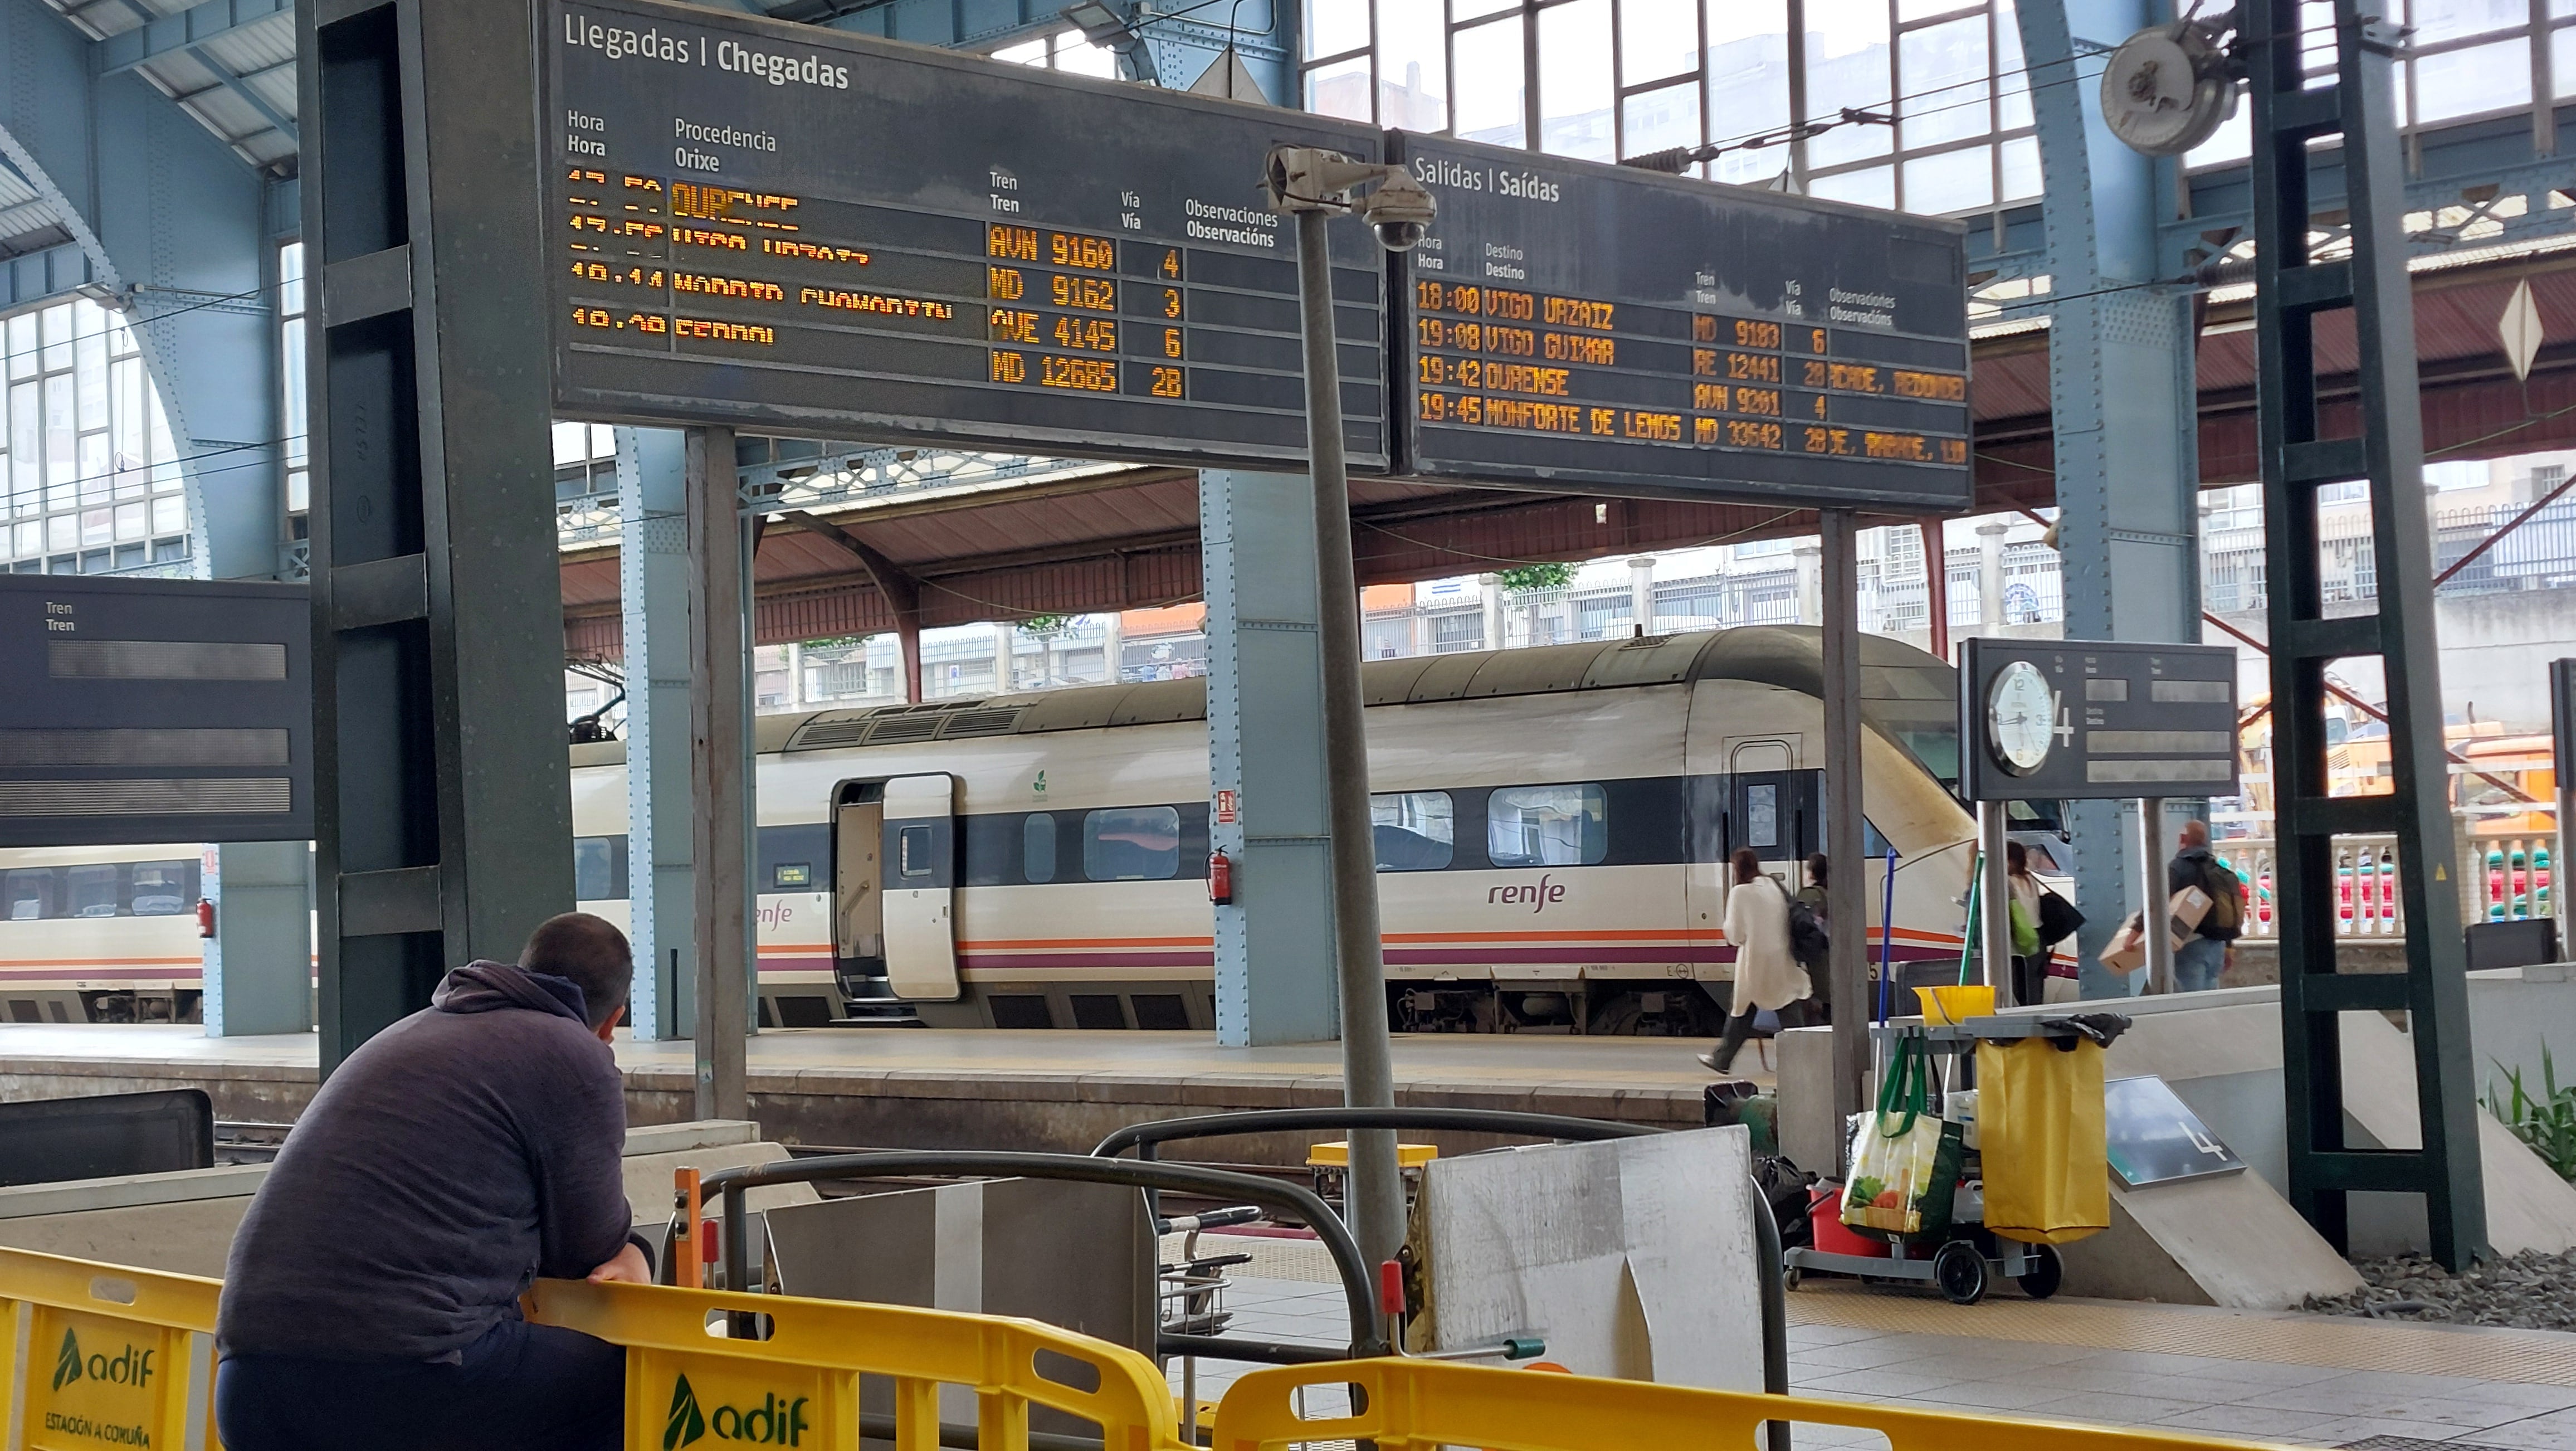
[1782,1011,2123,1305]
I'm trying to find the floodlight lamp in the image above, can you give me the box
[1060,1,1129,45]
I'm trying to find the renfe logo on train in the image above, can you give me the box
[1489,875,1567,913]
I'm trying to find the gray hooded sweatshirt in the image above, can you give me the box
[217,961,636,1362]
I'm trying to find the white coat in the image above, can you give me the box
[1723,873,1811,1012]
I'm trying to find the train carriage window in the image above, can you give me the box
[1486,785,1608,868]
[68,864,121,918]
[897,825,936,879]
[1084,806,1180,882]
[1023,814,1057,884]
[1371,792,1453,871]
[129,860,190,916]
[6,869,50,921]
[573,837,618,902]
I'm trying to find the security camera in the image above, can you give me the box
[1357,171,1436,253]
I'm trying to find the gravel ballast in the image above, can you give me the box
[2305,1249,2576,1331]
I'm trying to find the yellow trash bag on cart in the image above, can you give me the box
[1976,1034,2108,1244]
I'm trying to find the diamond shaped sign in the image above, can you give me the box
[2501,278,2544,383]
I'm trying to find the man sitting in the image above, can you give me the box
[215,913,652,1451]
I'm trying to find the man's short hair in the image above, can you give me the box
[2178,817,2211,848]
[518,912,632,1029]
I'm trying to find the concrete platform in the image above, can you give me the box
[0,1025,1725,1162]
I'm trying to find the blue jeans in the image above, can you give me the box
[2174,935,2227,994]
[218,1316,623,1451]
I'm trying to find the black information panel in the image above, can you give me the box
[1390,133,1972,507]
[1958,637,2240,804]
[0,575,311,846]
[543,0,1386,468]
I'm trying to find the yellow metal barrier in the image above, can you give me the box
[526,1277,1189,1451]
[0,1245,223,1451]
[1211,1358,2285,1451]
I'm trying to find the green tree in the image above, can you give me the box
[1496,562,1576,593]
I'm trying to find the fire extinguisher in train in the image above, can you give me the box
[196,899,216,939]
[1208,849,1233,905]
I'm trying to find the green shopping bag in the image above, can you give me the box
[1840,1036,1967,1241]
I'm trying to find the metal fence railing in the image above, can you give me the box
[2218,812,2556,941]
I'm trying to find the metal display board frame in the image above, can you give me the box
[0,575,311,846]
[1384,130,1973,509]
[540,0,1391,471]
[1956,637,2240,804]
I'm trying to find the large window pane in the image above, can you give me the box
[573,837,616,900]
[69,864,120,917]
[5,314,33,382]
[1904,144,1993,215]
[43,375,74,499]
[1305,53,1374,120]
[75,334,108,429]
[1706,0,1790,181]
[1624,81,1702,159]
[279,240,306,319]
[281,318,308,471]
[8,382,35,503]
[2559,26,2575,97]
[1084,806,1181,881]
[1809,164,1895,208]
[2412,36,2530,121]
[1456,0,1518,17]
[2408,0,2528,44]
[41,305,71,373]
[1804,0,1894,167]
[1377,0,1447,130]
[1899,14,1990,150]
[1622,0,1700,86]
[1372,791,1454,871]
[1454,18,1528,147]
[1994,0,2031,128]
[1539,0,1617,159]
[1305,0,1368,59]
[1998,134,2041,203]
[1487,784,1608,867]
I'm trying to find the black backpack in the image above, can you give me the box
[1787,896,1830,970]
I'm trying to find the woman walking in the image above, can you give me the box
[1698,847,1814,1074]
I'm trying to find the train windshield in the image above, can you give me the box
[1860,659,1960,785]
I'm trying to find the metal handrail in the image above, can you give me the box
[1092,1103,1790,1451]
[1090,1105,1662,1160]
[697,1148,1388,1359]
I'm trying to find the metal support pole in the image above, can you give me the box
[1920,520,1950,663]
[1292,207,1402,1268]
[2136,799,2172,995]
[1978,800,2014,1005]
[1819,510,1867,1168]
[689,427,749,1122]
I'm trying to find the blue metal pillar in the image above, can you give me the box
[1201,470,1340,1045]
[618,427,696,1040]
[2016,0,2203,993]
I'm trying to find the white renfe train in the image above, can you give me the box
[1,626,1983,1034]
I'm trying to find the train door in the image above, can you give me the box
[833,796,885,965]
[881,773,962,1001]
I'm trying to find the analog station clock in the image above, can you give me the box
[1985,659,2057,775]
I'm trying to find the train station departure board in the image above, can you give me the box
[540,0,1387,469]
[1389,133,1973,508]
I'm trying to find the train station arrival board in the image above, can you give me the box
[542,0,1387,469]
[1391,133,1973,508]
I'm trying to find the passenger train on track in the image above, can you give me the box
[0,626,1984,1035]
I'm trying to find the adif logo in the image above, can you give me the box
[664,1375,809,1448]
[51,1327,156,1391]
[1487,874,1568,913]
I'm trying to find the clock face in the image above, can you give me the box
[1987,660,2057,774]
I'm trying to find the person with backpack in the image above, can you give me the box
[2168,818,2245,992]
[1699,848,1815,1074]
[1793,853,1832,1021]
